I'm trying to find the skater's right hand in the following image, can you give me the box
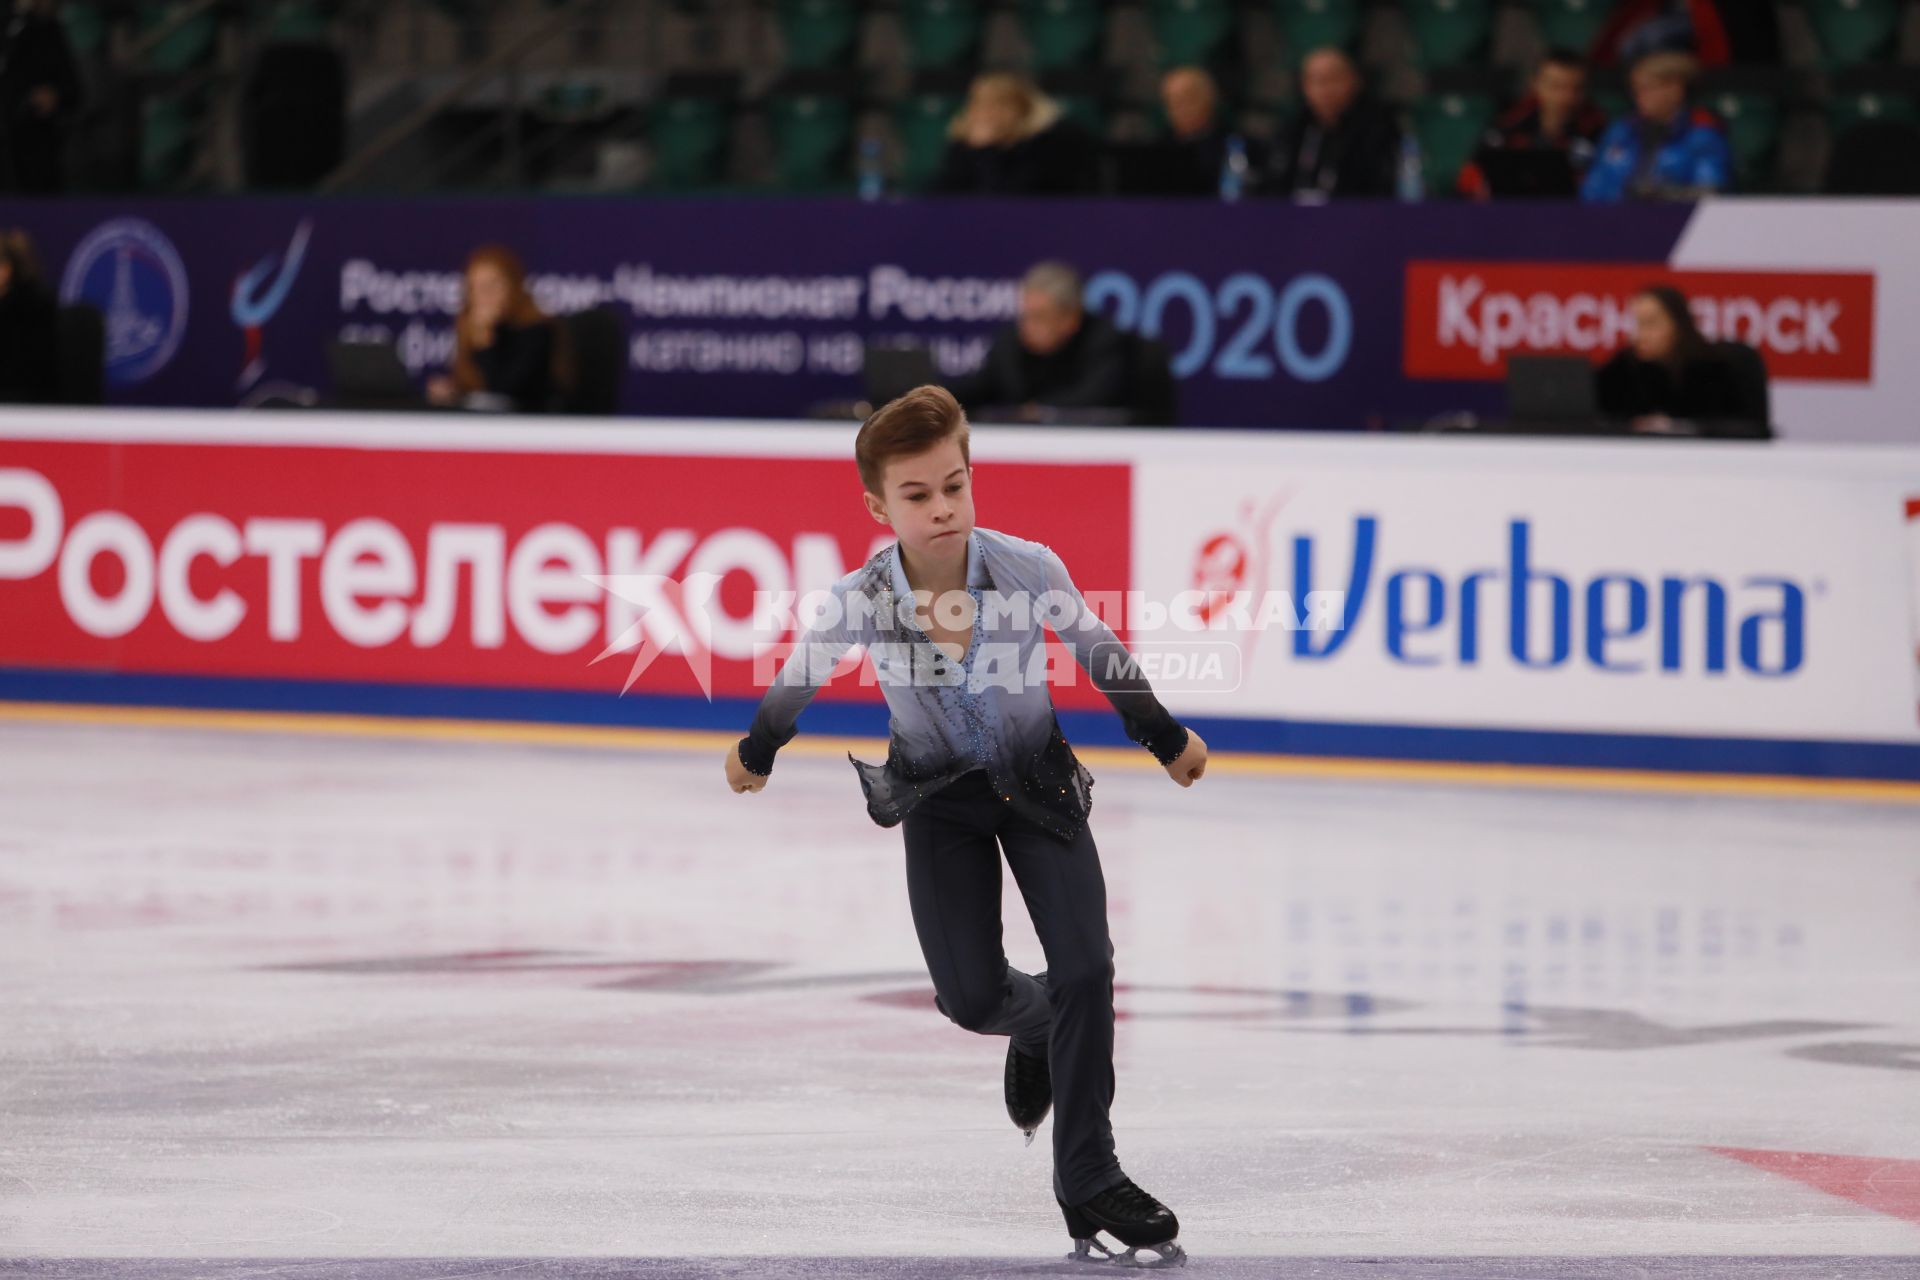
[1165,729,1207,788]
[725,745,768,793]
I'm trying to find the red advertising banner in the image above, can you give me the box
[0,436,1128,709]
[1403,262,1876,382]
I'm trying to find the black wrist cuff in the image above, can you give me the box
[1140,723,1190,767]
[737,736,774,777]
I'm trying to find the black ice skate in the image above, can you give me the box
[1004,1042,1051,1146]
[1058,1178,1187,1268]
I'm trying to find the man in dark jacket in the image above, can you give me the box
[1266,47,1400,199]
[1,0,84,193]
[1458,50,1610,199]
[1116,66,1265,197]
[948,261,1131,420]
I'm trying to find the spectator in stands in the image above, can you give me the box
[0,0,85,193]
[929,72,1098,196]
[1266,48,1400,200]
[946,261,1130,420]
[1121,66,1262,197]
[1581,52,1731,202]
[1597,285,1764,438]
[1457,50,1609,200]
[427,245,556,413]
[0,227,58,402]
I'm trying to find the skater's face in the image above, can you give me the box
[863,437,974,564]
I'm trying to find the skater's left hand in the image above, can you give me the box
[725,745,768,793]
[1165,730,1207,788]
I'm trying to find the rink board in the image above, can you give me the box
[1,410,1917,782]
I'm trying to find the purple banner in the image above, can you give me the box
[2,197,1696,428]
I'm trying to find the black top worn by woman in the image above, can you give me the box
[470,321,556,412]
[931,119,1100,195]
[1595,349,1766,439]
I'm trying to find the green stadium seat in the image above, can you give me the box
[1054,93,1105,134]
[1805,0,1901,68]
[1147,0,1234,69]
[430,0,489,30]
[59,1,108,57]
[900,0,982,70]
[1531,0,1608,56]
[140,94,197,188]
[1405,0,1494,70]
[1412,86,1495,195]
[1826,66,1920,133]
[257,0,332,42]
[1022,0,1104,71]
[1586,66,1629,121]
[1039,67,1107,135]
[768,86,857,189]
[776,0,861,69]
[895,85,964,190]
[1697,68,1792,193]
[649,83,735,189]
[138,0,218,73]
[540,79,608,122]
[1274,0,1361,59]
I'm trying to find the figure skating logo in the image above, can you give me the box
[230,219,314,391]
[1187,491,1292,655]
[1192,532,1250,627]
[58,218,190,387]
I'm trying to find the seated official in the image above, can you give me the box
[1582,51,1731,201]
[946,261,1130,421]
[427,244,556,412]
[929,72,1099,196]
[1597,285,1766,438]
[1267,47,1401,199]
[0,229,59,403]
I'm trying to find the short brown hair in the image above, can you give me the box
[1632,50,1698,88]
[855,384,971,493]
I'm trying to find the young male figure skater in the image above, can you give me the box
[723,385,1207,1268]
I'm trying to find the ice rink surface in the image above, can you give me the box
[1,715,1916,1279]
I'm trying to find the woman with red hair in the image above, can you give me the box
[427,245,557,412]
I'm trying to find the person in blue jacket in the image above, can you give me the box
[1582,50,1732,201]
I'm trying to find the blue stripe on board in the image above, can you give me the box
[1,667,1915,784]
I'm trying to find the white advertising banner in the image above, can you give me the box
[3,411,1917,773]
[1670,201,1920,446]
[1130,436,1920,747]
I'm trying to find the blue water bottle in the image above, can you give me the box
[858,136,886,202]
[1396,131,1424,203]
[1220,133,1248,203]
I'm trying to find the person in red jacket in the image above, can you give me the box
[1457,50,1611,200]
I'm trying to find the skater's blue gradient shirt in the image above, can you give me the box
[736,527,1188,831]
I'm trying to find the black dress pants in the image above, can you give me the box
[901,769,1126,1207]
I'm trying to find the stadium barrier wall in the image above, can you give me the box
[7,198,1915,442]
[2,410,1917,782]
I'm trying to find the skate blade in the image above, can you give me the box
[1066,1237,1187,1268]
[1023,1128,1037,1148]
